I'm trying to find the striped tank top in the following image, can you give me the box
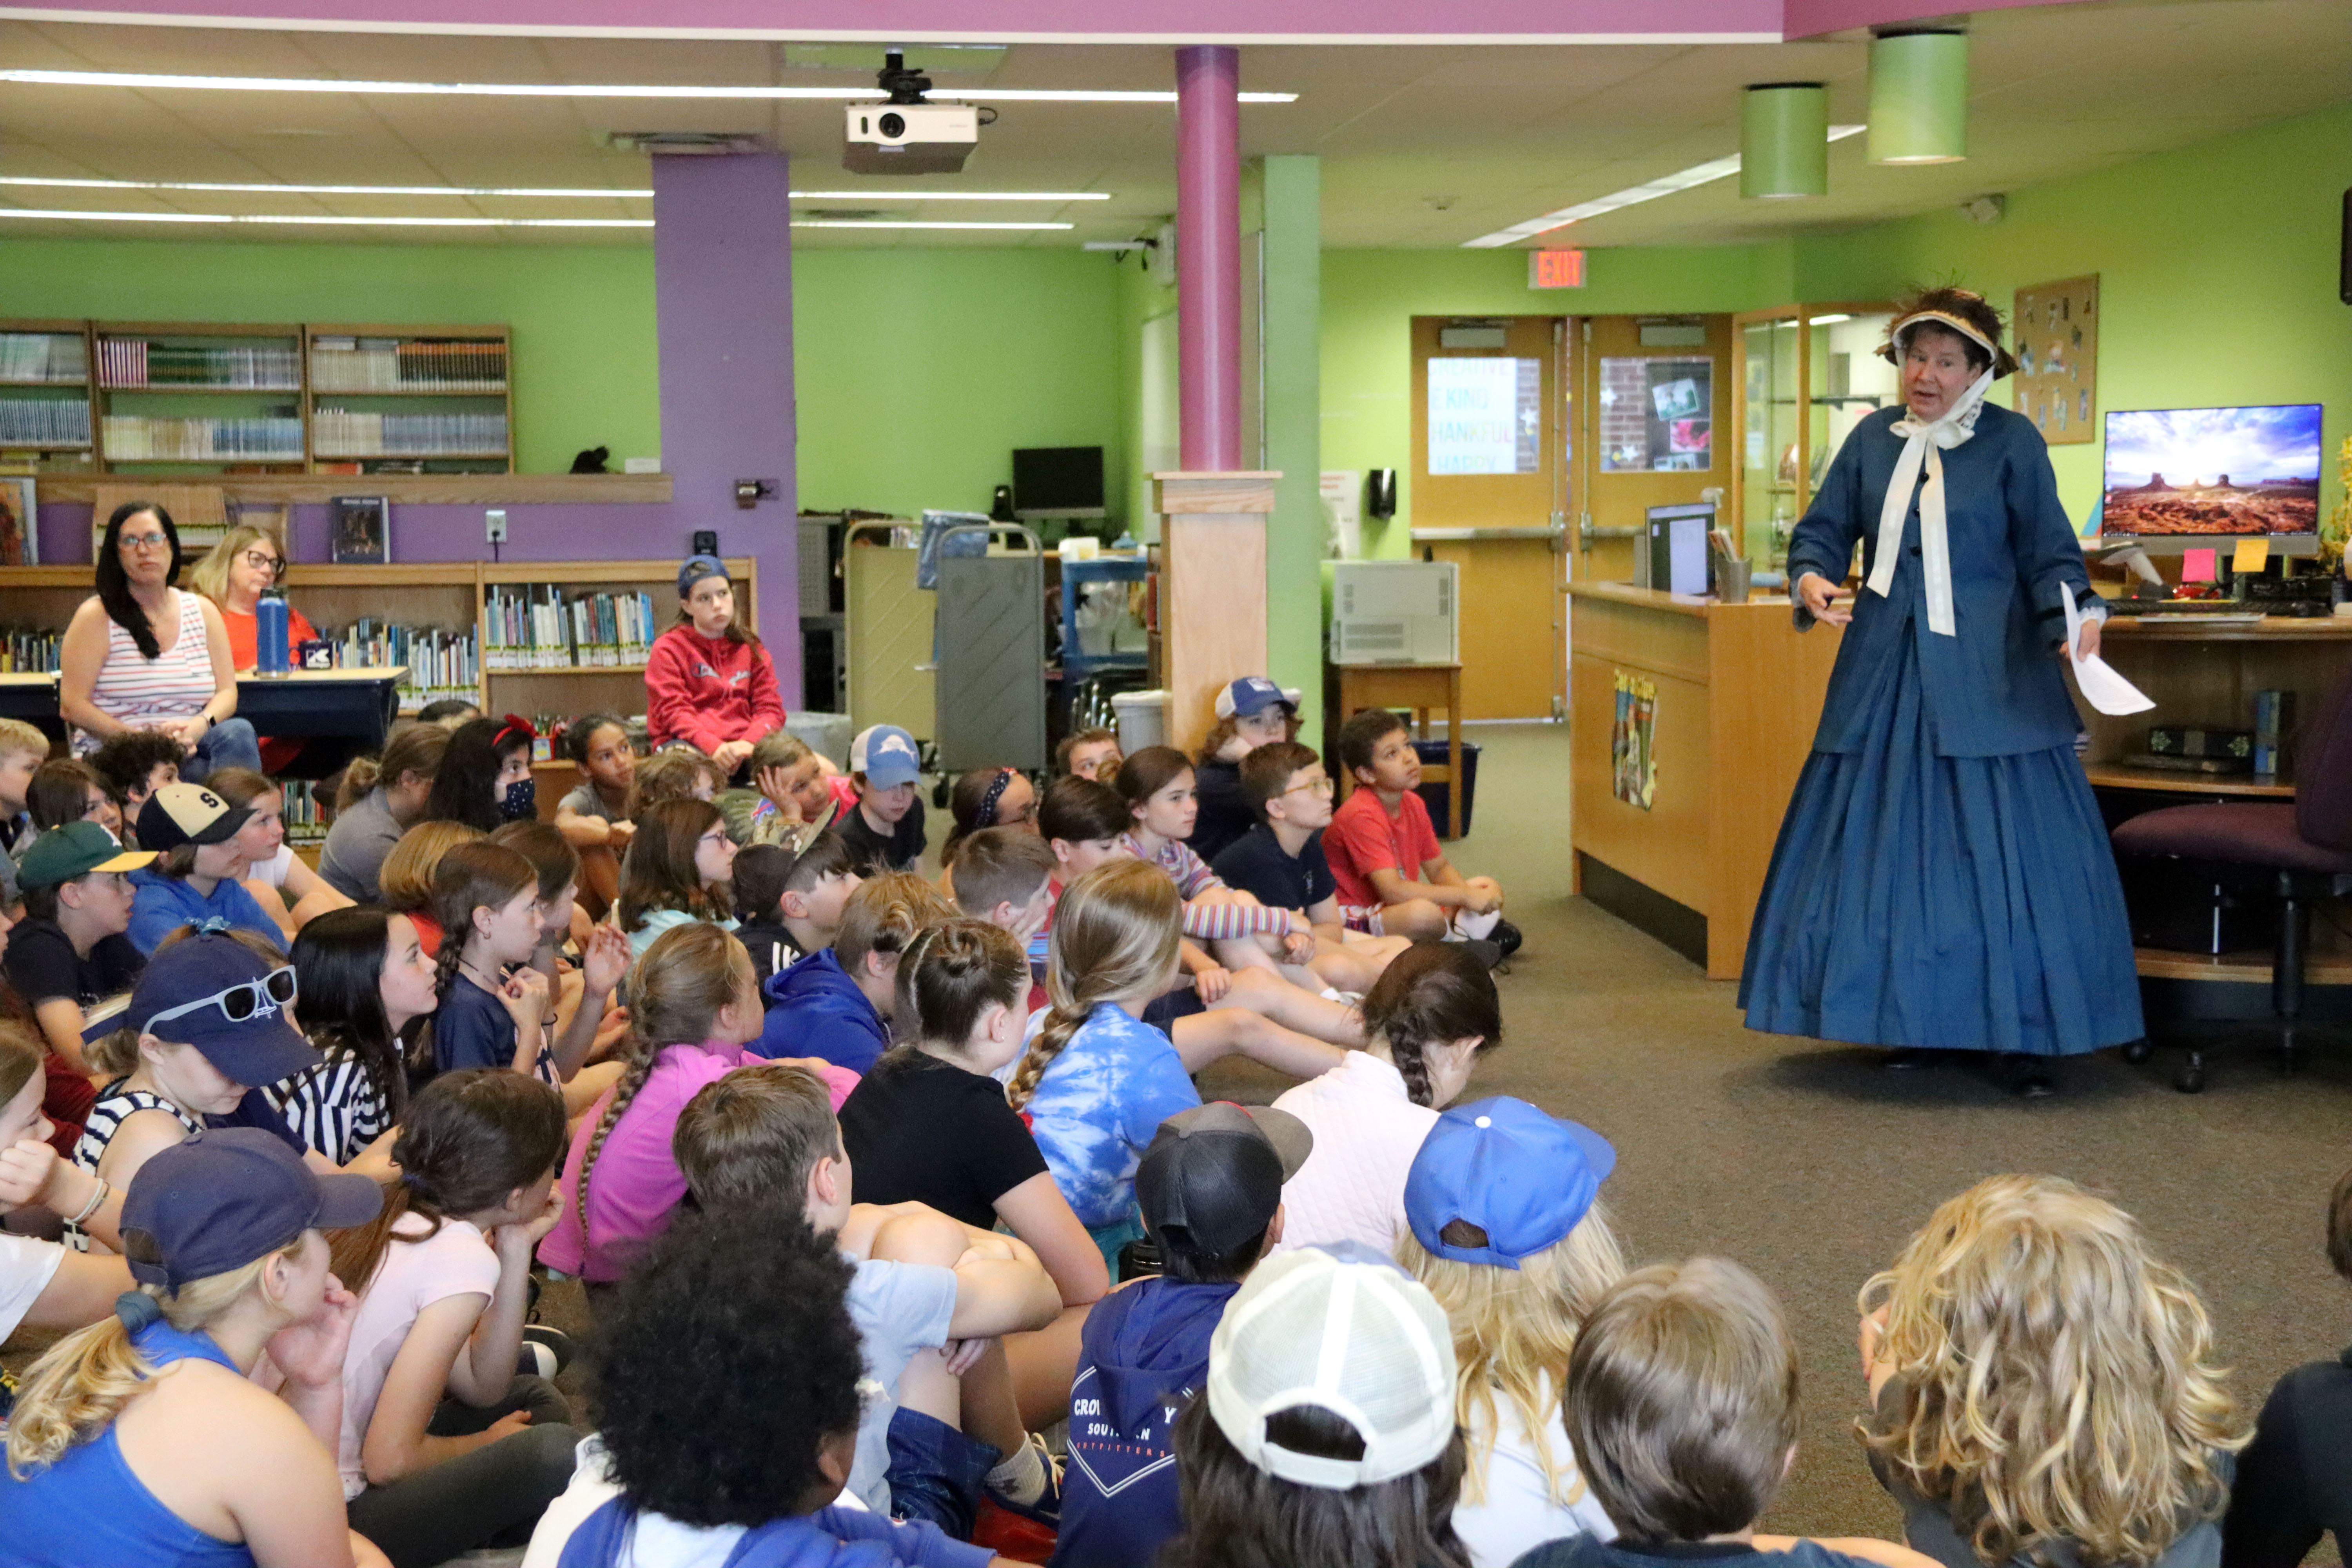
[76,590,214,753]
[66,1085,200,1250]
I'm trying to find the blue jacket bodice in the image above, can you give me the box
[1788,401,2098,759]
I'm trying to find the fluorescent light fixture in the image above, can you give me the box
[0,208,1071,231]
[1464,125,1865,248]
[0,174,1110,202]
[0,68,1296,103]
[1808,313,1852,325]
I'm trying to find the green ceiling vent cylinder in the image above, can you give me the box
[1868,30,1969,164]
[1741,83,1828,198]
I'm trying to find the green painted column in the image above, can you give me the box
[1260,153,1324,742]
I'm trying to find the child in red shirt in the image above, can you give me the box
[644,555,785,774]
[1326,708,1518,955]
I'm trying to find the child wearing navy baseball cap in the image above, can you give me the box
[0,1126,385,1568]
[1191,677,1300,864]
[1399,1096,1627,1568]
[644,554,784,776]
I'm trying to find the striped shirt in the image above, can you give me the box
[268,1048,393,1168]
[1121,832,1295,942]
[68,1085,199,1250]
[76,590,216,753]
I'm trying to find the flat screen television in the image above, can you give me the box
[2100,404,2323,554]
[1012,446,1106,519]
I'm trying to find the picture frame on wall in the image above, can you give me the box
[330,495,389,565]
[0,476,36,565]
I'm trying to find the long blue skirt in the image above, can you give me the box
[1738,632,2143,1056]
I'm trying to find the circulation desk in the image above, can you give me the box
[1566,583,1844,980]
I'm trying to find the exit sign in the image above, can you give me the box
[1529,248,1586,289]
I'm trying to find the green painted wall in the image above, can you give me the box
[0,238,659,475]
[1792,101,2352,530]
[1263,156,1326,738]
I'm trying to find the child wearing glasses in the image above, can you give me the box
[68,927,323,1251]
[1210,741,1410,996]
[615,798,740,961]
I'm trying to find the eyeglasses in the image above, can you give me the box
[118,532,171,552]
[144,967,298,1031]
[698,828,733,849]
[240,549,283,575]
[1283,777,1337,797]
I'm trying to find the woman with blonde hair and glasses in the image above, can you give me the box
[191,524,315,773]
[1858,1174,2246,1568]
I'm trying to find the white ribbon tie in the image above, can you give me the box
[1866,366,1996,638]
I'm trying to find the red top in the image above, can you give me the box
[644,624,786,753]
[218,601,318,671]
[1324,786,1441,909]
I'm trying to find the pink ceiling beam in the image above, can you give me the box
[1176,45,1241,472]
[0,0,2087,41]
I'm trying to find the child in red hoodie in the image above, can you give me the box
[644,554,786,776]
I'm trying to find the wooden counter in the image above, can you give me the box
[1567,582,1843,980]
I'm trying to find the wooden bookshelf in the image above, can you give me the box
[0,557,753,727]
[305,324,512,475]
[0,319,98,472]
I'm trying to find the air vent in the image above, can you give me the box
[599,131,768,155]
[800,208,897,221]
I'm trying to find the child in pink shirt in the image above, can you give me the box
[540,922,858,1285]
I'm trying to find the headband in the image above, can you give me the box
[493,714,537,751]
[974,769,1016,831]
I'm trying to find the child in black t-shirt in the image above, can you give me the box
[732,830,863,989]
[837,725,927,874]
[837,918,1106,1312]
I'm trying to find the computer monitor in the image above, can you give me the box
[1012,446,1106,520]
[1641,501,1715,595]
[2099,404,2323,556]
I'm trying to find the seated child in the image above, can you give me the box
[5,821,152,1084]
[0,718,48,905]
[947,826,1058,1013]
[88,728,183,845]
[205,768,355,939]
[0,1128,389,1568]
[1004,858,1200,1271]
[552,711,635,917]
[0,1019,141,1321]
[422,715,537,835]
[377,818,483,958]
[1187,677,1298,864]
[419,697,483,728]
[1209,740,1414,993]
[674,1063,1064,1534]
[1858,1176,2244,1568]
[276,906,431,1171]
[839,724,929,874]
[757,871,955,1072]
[524,1201,998,1568]
[733,828,862,986]
[1053,1102,1309,1568]
[625,745,725,818]
[27,757,120,842]
[1397,1098,1625,1568]
[542,922,856,1288]
[313,1069,579,1568]
[491,819,632,1075]
[124,783,285,954]
[1055,726,1122,785]
[1273,943,1500,1256]
[942,767,1039,870]
[722,725,856,847]
[616,797,740,959]
[421,840,557,1084]
[1328,708,1517,955]
[1520,1257,1938,1568]
[2227,1163,2352,1568]
[70,928,325,1249]
[1157,1245,1466,1568]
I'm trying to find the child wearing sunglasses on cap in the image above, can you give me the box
[70,928,324,1252]
[0,1126,389,1568]
[1397,1098,1627,1568]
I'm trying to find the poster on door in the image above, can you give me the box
[1428,357,1542,474]
[1612,670,1657,809]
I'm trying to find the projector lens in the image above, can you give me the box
[878,113,906,139]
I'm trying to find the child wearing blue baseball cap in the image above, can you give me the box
[1399,1096,1627,1568]
[838,725,928,874]
[0,1126,387,1568]
[1190,676,1299,864]
[644,555,785,777]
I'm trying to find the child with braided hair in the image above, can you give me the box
[1004,858,1200,1276]
[1270,941,1502,1257]
[539,923,856,1292]
[419,841,554,1085]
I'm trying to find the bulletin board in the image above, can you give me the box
[2012,275,2099,446]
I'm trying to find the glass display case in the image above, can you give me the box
[1731,303,1895,568]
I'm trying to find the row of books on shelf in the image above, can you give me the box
[0,399,93,446]
[100,415,303,462]
[98,339,301,391]
[483,586,659,670]
[309,338,507,393]
[278,778,330,844]
[312,409,509,457]
[0,334,87,385]
[327,621,482,712]
[1,630,61,673]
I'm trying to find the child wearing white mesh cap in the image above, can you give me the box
[1160,1245,1472,1568]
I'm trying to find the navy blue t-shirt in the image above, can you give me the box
[429,972,555,1083]
[1209,825,1334,915]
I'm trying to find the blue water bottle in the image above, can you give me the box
[256,591,290,675]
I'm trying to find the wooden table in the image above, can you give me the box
[1330,661,1465,838]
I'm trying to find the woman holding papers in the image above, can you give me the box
[1738,288,2142,1095]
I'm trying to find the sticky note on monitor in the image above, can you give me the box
[2181,548,2216,584]
[2232,538,2270,574]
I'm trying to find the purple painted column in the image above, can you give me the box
[1175,45,1243,472]
[653,151,800,699]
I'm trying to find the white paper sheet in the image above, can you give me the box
[2061,582,2155,716]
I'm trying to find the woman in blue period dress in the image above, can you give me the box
[1737,288,2142,1096]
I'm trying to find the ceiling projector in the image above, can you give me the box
[844,51,982,175]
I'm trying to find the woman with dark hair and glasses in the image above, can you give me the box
[59,501,261,784]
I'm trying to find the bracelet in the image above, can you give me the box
[68,1176,109,1227]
